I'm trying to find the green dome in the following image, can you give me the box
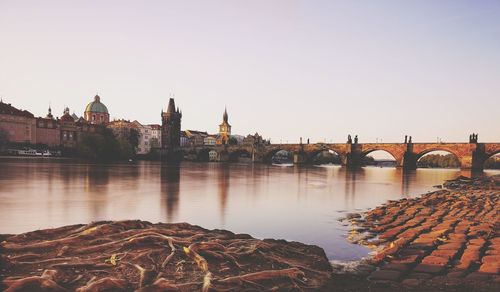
[85,95,109,114]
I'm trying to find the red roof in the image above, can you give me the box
[0,101,34,118]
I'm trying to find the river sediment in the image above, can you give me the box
[342,175,500,291]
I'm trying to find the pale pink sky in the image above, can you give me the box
[1,0,499,143]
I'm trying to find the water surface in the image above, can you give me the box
[0,158,496,260]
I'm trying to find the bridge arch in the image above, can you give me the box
[196,148,213,162]
[483,151,500,169]
[360,149,400,167]
[264,149,294,164]
[228,149,253,162]
[416,149,461,168]
[307,148,344,165]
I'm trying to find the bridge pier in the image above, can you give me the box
[403,152,418,170]
[293,152,307,164]
[346,152,363,168]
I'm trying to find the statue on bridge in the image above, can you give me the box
[405,135,408,144]
[470,133,478,143]
[408,136,412,144]
[347,135,352,144]
[354,135,358,144]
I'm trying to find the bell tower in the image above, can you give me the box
[218,107,231,145]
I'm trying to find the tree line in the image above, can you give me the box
[77,125,139,161]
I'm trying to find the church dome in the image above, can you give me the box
[85,95,109,114]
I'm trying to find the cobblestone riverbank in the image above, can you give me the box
[343,175,499,291]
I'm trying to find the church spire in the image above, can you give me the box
[223,106,228,123]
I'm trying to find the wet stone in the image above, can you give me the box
[407,272,433,280]
[368,269,401,281]
[383,262,411,272]
[401,278,422,286]
[465,272,492,281]
[413,263,445,274]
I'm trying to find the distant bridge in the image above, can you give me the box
[175,141,500,170]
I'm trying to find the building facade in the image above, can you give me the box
[148,124,161,148]
[161,98,182,150]
[35,107,60,146]
[204,135,217,146]
[59,107,79,148]
[84,94,110,124]
[185,130,208,146]
[0,100,36,144]
[131,121,156,155]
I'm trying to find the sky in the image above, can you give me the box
[1,0,499,144]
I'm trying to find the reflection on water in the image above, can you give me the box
[0,158,497,260]
[161,166,180,222]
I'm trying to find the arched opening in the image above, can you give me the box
[208,150,219,162]
[484,152,500,170]
[417,150,460,169]
[362,150,397,167]
[184,149,198,161]
[228,150,252,163]
[310,150,341,165]
[197,149,211,162]
[271,150,293,165]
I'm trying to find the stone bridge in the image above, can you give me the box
[176,141,500,170]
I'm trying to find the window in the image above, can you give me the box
[92,115,96,121]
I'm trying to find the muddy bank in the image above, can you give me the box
[0,221,332,291]
[343,175,500,291]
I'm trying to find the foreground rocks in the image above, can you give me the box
[346,175,500,291]
[0,221,332,291]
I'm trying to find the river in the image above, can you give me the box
[0,158,497,261]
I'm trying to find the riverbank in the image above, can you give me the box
[0,220,332,291]
[340,175,499,291]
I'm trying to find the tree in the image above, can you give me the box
[128,128,140,149]
[228,136,238,145]
[417,154,460,168]
[77,125,122,161]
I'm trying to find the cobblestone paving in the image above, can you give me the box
[347,177,499,288]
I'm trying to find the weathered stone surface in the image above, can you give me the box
[479,263,500,274]
[421,256,449,266]
[430,249,458,260]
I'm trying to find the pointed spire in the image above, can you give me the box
[166,98,176,113]
[223,106,228,123]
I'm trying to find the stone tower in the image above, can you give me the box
[161,98,182,150]
[218,107,231,145]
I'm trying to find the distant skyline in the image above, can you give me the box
[1,0,499,144]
